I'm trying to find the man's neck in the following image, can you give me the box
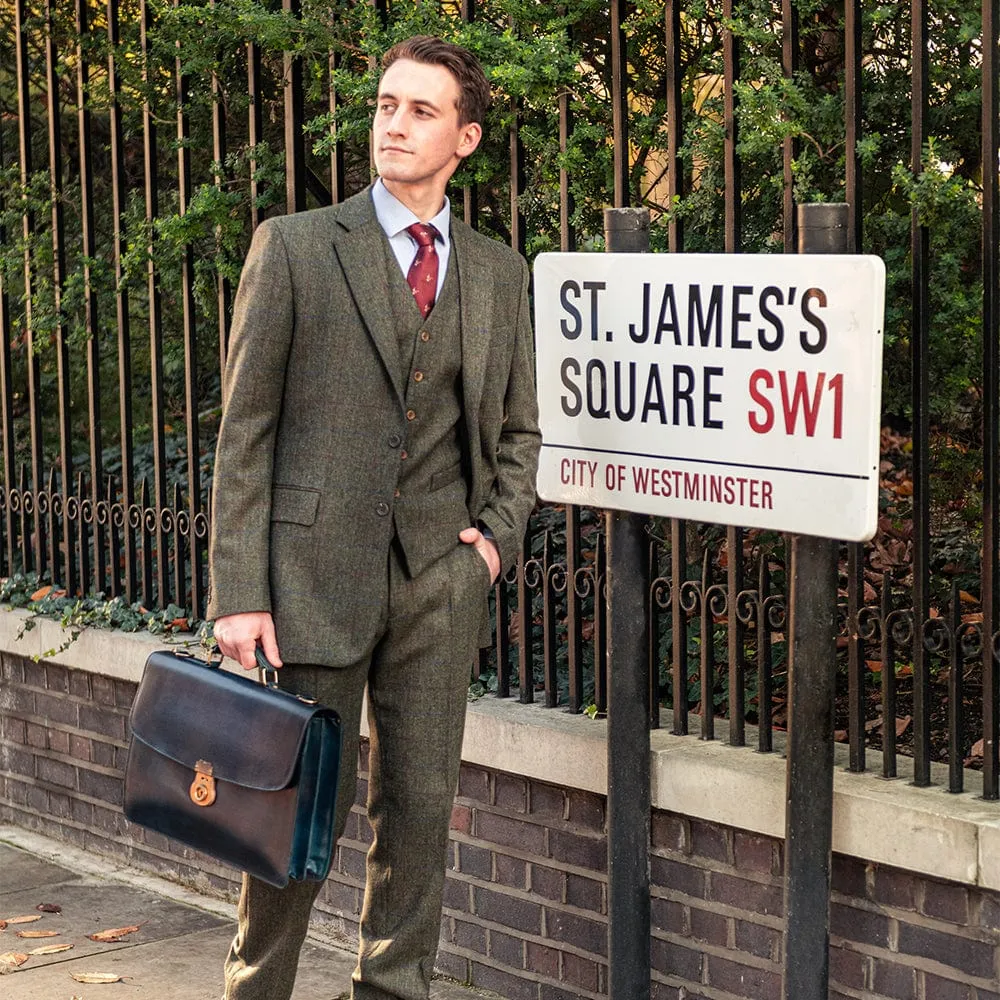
[380,179,447,223]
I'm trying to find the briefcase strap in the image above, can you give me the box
[254,646,281,689]
[199,642,277,689]
[201,642,319,703]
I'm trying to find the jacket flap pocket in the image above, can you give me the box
[271,485,320,525]
[129,652,324,791]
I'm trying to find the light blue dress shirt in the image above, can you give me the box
[371,178,452,301]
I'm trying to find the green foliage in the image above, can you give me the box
[0,571,208,660]
[0,0,991,600]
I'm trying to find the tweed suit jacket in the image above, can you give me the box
[206,187,541,667]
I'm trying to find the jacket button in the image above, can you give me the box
[420,330,430,342]
[406,409,416,421]
[413,371,424,383]
[388,433,402,448]
[375,501,390,516]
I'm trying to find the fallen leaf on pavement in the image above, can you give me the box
[4,915,41,924]
[35,903,61,913]
[0,951,29,973]
[87,923,143,942]
[28,943,73,955]
[0,920,6,931]
[16,930,59,938]
[966,738,985,767]
[71,972,129,984]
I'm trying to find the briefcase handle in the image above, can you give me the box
[254,646,281,689]
[197,643,280,690]
[193,644,320,704]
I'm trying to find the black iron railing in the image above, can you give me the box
[1,0,998,798]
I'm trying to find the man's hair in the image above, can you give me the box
[381,35,491,127]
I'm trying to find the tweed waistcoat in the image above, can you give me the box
[382,234,468,579]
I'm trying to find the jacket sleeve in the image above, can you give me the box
[206,220,293,620]
[477,256,542,570]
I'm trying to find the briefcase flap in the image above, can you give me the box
[130,651,331,792]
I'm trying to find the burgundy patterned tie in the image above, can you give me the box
[406,222,440,318]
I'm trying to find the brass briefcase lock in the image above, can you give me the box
[190,760,217,807]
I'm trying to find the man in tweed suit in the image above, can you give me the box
[207,35,541,1000]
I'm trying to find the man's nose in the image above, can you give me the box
[387,109,407,135]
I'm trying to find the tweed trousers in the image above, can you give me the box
[223,539,490,1000]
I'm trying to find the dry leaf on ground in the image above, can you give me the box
[966,738,985,766]
[28,943,73,955]
[35,903,61,913]
[0,951,29,973]
[87,923,143,943]
[0,920,6,931]
[4,915,41,925]
[16,929,59,938]
[71,971,129,984]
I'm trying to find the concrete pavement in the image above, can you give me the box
[0,830,499,1000]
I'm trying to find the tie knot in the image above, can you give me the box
[407,223,439,248]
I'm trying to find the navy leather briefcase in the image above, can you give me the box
[123,649,342,888]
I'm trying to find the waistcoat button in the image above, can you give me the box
[388,433,402,448]
[413,371,424,383]
[406,409,416,421]
[375,501,390,517]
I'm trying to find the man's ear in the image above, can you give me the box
[456,121,483,160]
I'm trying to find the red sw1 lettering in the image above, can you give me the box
[747,369,844,438]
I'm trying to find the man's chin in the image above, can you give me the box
[374,165,412,184]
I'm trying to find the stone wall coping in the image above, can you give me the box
[5,608,1000,891]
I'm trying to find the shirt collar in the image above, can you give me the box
[371,178,451,247]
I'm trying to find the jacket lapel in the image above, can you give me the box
[331,190,405,402]
[452,219,491,424]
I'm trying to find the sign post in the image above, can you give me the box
[603,207,651,1000]
[781,203,850,1000]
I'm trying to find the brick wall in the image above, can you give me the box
[3,652,1000,999]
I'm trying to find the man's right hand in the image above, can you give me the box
[213,612,283,671]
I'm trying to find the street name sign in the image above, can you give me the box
[532,252,886,541]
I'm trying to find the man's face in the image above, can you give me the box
[373,58,481,195]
